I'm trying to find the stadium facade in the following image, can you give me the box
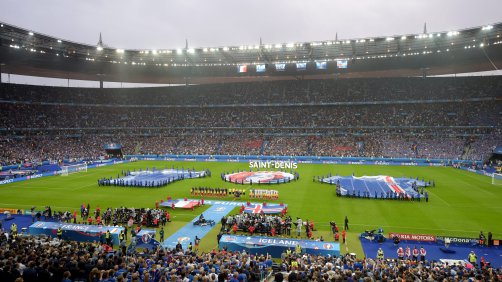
[1,21,502,84]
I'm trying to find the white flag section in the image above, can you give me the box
[174,200,200,209]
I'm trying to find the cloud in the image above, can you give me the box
[1,0,500,49]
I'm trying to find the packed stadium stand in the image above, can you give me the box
[0,77,500,165]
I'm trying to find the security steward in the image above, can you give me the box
[119,230,125,243]
[377,247,384,260]
[469,251,477,266]
[57,226,63,240]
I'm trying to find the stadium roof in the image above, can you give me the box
[1,21,502,84]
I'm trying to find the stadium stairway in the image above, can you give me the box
[461,143,472,160]
[215,141,223,155]
[260,140,268,155]
[134,141,143,154]
[161,202,233,250]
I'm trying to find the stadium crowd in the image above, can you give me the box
[1,76,501,105]
[0,76,500,165]
[1,134,499,166]
[0,102,499,130]
[0,233,500,282]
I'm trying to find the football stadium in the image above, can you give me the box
[1,1,502,281]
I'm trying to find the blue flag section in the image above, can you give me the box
[29,221,124,245]
[219,235,340,258]
[129,234,161,254]
[322,175,426,199]
[106,168,207,187]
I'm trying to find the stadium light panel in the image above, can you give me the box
[275,44,282,48]
[97,46,103,51]
[203,48,208,52]
[222,47,229,51]
[482,25,493,30]
[57,39,62,43]
[187,48,195,54]
[401,36,406,40]
[116,49,124,54]
[286,43,294,48]
[152,50,158,55]
[28,31,34,36]
[176,49,183,54]
[386,37,394,41]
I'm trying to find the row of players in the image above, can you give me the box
[190,187,280,199]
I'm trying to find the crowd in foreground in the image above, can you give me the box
[0,232,501,282]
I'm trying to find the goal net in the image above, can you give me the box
[492,173,502,185]
[60,163,88,176]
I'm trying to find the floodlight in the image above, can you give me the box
[28,31,34,36]
[57,39,62,43]
[152,50,158,55]
[274,44,282,48]
[222,47,229,51]
[176,49,183,54]
[203,48,208,52]
[386,37,394,41]
[97,46,103,51]
[116,49,124,54]
[286,43,294,48]
[187,48,195,54]
[401,36,406,40]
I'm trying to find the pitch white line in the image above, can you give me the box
[70,183,98,191]
[424,189,450,206]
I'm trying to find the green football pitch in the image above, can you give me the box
[0,160,500,256]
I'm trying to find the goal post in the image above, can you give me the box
[492,173,502,185]
[60,163,88,176]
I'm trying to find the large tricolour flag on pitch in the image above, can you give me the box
[244,204,285,214]
[174,200,199,209]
